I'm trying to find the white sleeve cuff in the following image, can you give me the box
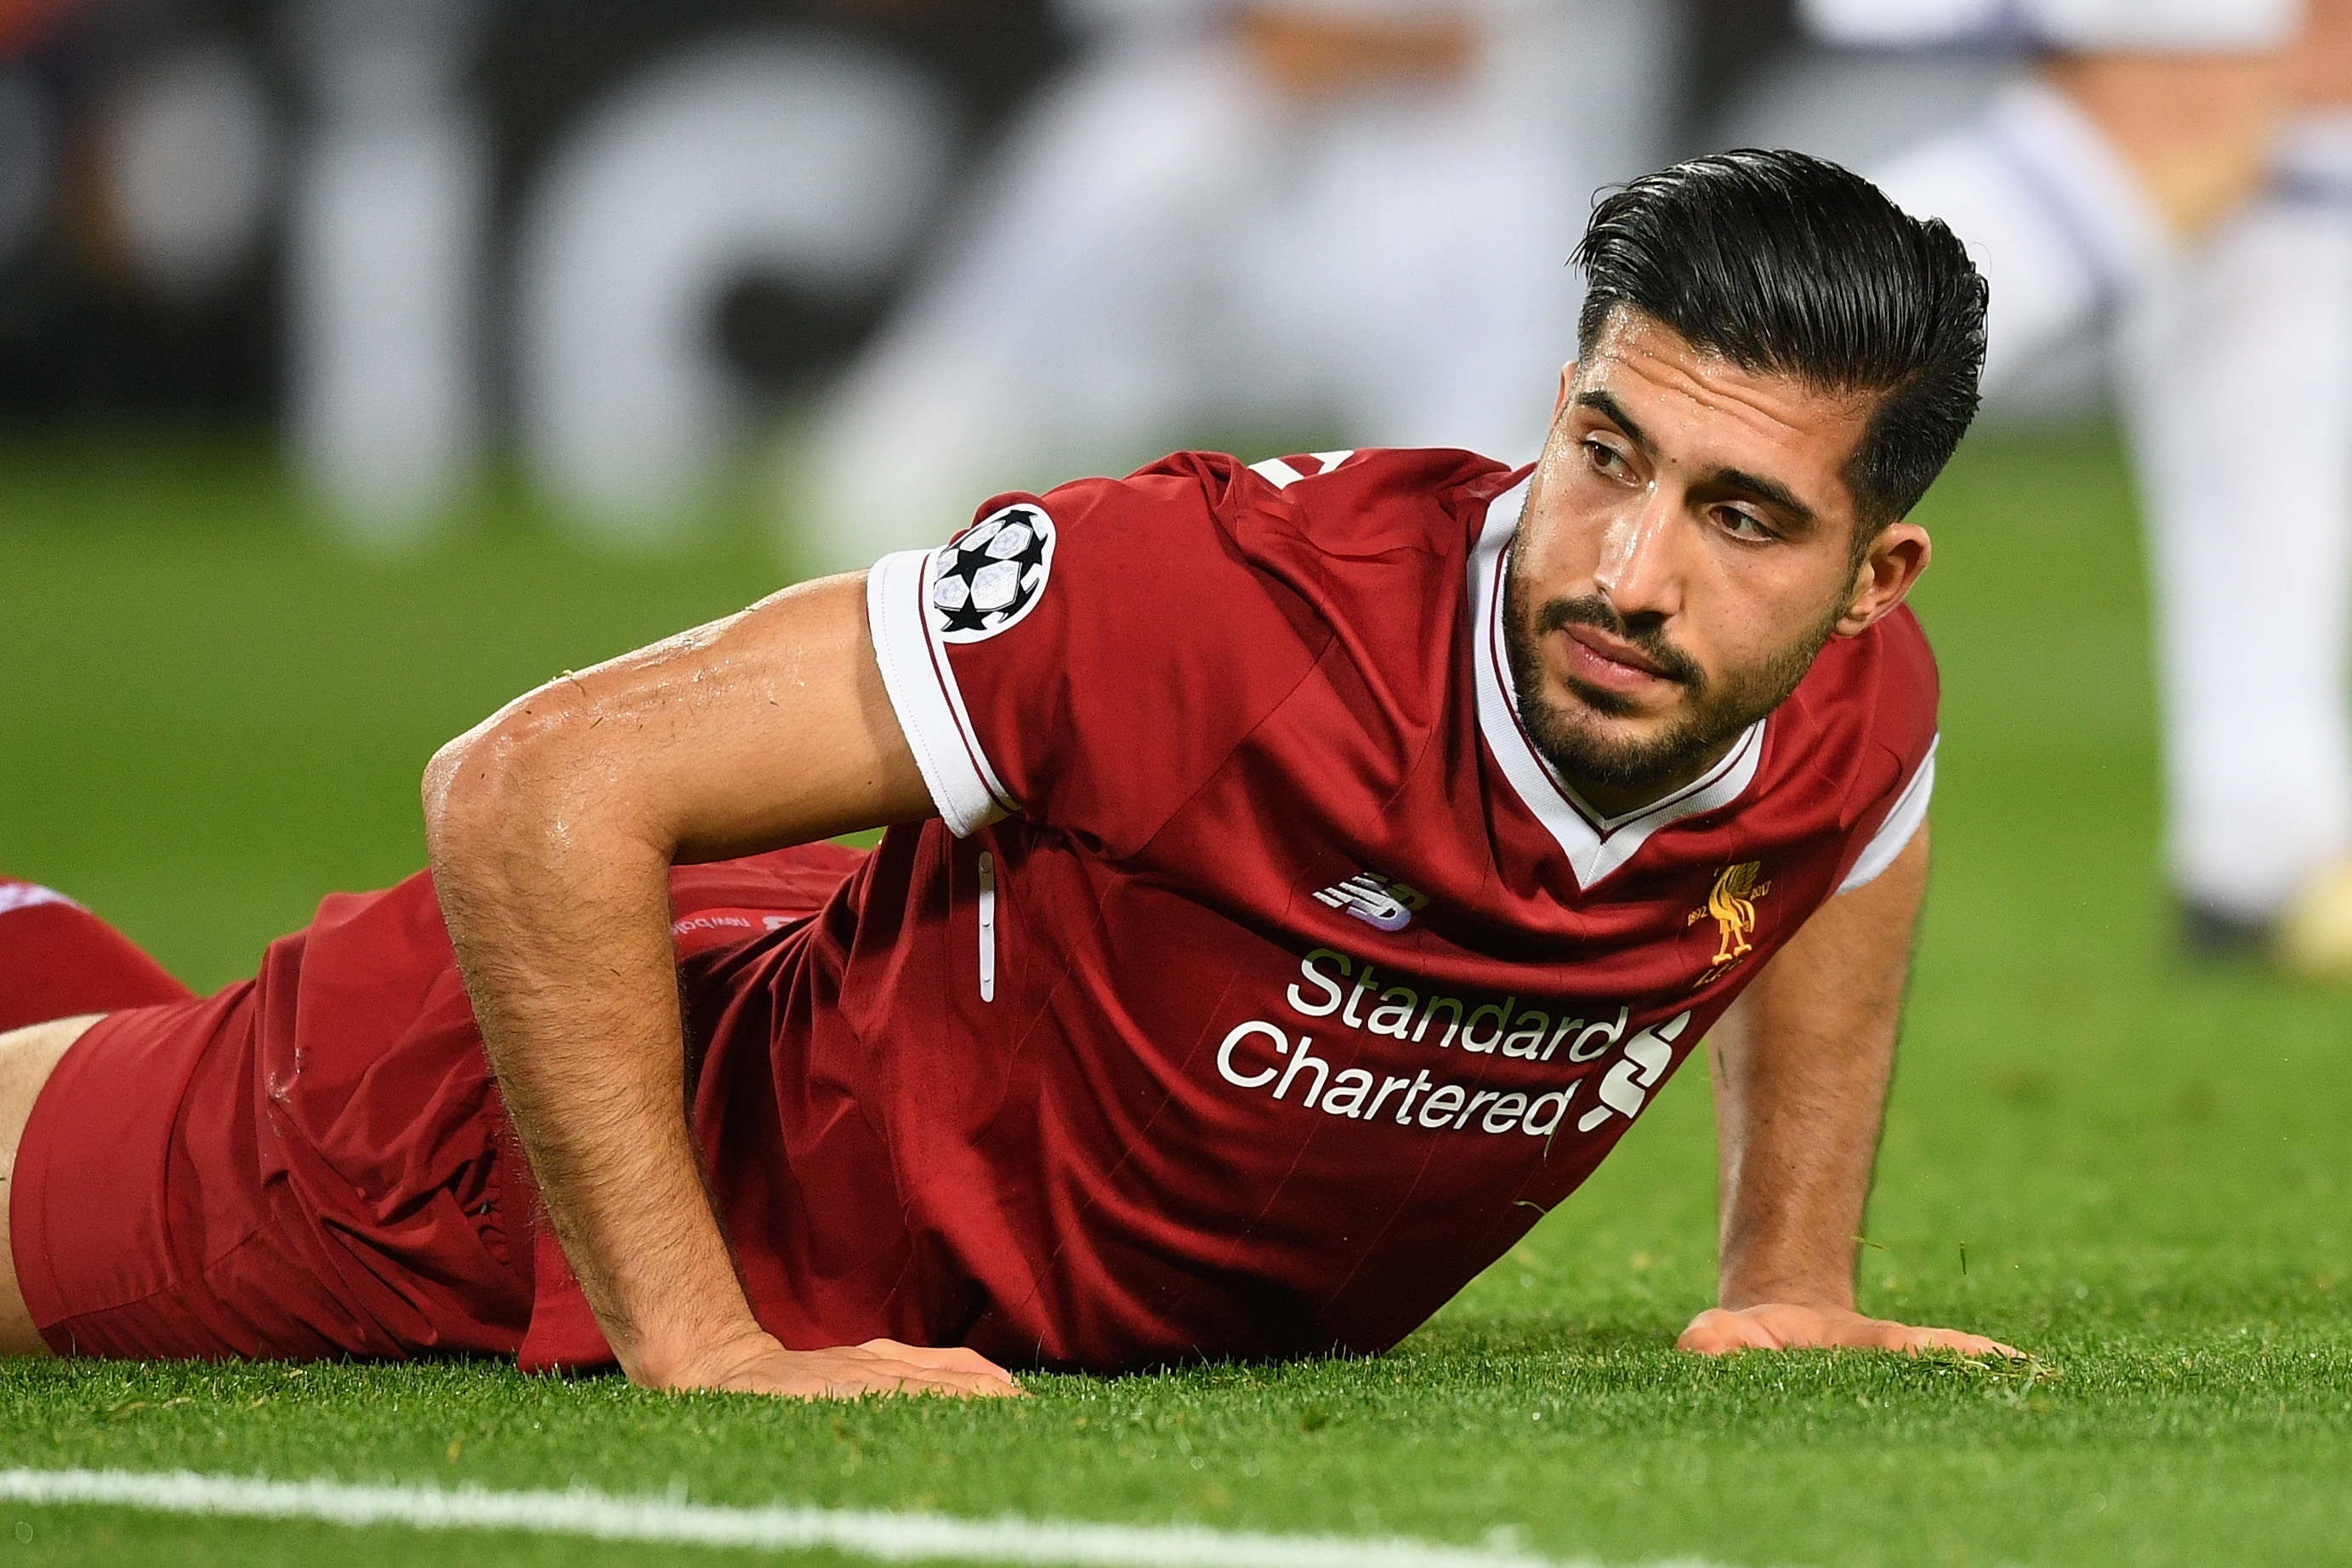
[1837,736,1936,895]
[1802,0,2298,50]
[866,550,1015,837]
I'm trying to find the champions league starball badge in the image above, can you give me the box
[929,503,1056,643]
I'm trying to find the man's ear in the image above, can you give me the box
[1832,521,1932,637]
[1552,361,1578,424]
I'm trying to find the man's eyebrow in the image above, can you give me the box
[1573,389,1652,454]
[1706,467,1816,527]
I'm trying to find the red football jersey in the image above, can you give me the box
[522,446,1938,1372]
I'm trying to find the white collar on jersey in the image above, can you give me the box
[1470,474,1766,889]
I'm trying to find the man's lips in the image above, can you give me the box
[1559,624,1674,693]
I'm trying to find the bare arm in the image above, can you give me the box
[1677,824,2017,1356]
[423,573,1019,1398]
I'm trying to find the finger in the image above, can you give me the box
[1810,1315,1941,1354]
[878,1361,1021,1398]
[921,1349,1023,1389]
[858,1339,1024,1385]
[930,1346,1022,1382]
[868,1366,1028,1400]
[932,1368,1029,1397]
[821,1357,1026,1400]
[1836,1319,2023,1358]
[1675,1308,1782,1355]
[1700,1304,1880,1353]
[1904,1325,2025,1359]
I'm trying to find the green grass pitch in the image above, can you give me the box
[1,429,2347,1566]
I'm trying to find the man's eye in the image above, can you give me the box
[1584,441,1628,476]
[1718,508,1773,541]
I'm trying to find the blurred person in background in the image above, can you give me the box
[492,0,1066,546]
[0,0,1068,543]
[1806,0,2352,974]
[795,0,1684,574]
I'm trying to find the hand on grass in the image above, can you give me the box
[646,1327,1026,1400]
[1676,1304,2020,1359]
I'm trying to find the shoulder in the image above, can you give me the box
[1791,603,1936,727]
[1032,446,1517,554]
[881,450,1515,849]
[1224,446,1520,564]
[1218,446,1523,653]
[1825,603,1936,710]
[994,446,1520,650]
[1766,605,1940,825]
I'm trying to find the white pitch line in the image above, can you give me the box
[0,1468,1736,1568]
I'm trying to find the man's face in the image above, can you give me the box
[1506,309,1931,815]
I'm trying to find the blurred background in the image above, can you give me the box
[0,0,2079,547]
[9,0,2352,989]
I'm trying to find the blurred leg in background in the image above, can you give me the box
[796,31,1284,569]
[512,32,957,548]
[287,0,491,548]
[2122,0,2352,969]
[1807,1,2293,391]
[797,0,1682,571]
[1808,0,2352,974]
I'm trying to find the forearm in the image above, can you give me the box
[1682,826,2013,1359]
[423,575,934,1386]
[1707,997,1890,1310]
[427,719,760,1382]
[1708,826,1925,1310]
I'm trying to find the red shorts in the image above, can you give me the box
[8,849,864,1364]
[10,965,531,1361]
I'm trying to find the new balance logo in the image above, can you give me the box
[1311,872,1428,933]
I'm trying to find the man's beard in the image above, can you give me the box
[1502,554,1841,803]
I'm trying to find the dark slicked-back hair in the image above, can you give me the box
[1574,149,1987,530]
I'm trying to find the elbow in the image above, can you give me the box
[421,724,490,863]
[422,721,515,876]
[421,691,580,874]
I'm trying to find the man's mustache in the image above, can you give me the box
[1534,594,1706,689]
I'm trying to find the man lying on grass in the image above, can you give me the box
[0,151,2017,1397]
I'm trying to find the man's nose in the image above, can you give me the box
[1594,486,1684,621]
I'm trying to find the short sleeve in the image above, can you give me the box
[867,547,1019,836]
[865,459,1327,855]
[1834,736,1935,895]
